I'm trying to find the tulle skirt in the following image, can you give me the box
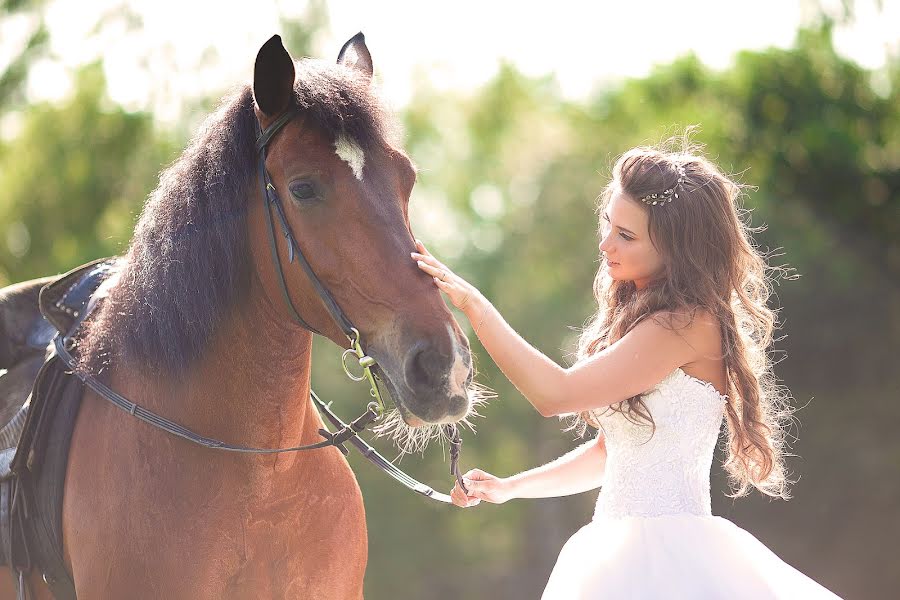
[541,513,843,599]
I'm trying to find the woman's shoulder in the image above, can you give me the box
[646,306,721,357]
[647,305,718,331]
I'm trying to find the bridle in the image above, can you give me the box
[254,109,389,416]
[52,106,468,503]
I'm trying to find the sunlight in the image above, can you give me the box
[11,0,895,123]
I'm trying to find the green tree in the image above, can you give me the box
[0,63,173,283]
[352,21,898,600]
[0,0,49,110]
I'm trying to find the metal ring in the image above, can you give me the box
[341,348,366,382]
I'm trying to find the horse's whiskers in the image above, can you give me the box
[371,415,443,456]
[371,381,496,456]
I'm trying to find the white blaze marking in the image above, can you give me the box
[446,323,469,398]
[334,135,365,180]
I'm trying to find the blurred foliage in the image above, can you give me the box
[0,0,48,110]
[1,6,898,600]
[353,20,900,600]
[279,0,328,59]
[0,63,176,281]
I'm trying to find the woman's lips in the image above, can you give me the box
[607,259,619,266]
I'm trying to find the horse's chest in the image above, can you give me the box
[66,422,368,599]
[222,458,368,598]
[244,468,367,548]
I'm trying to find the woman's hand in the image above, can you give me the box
[450,468,516,508]
[411,239,486,325]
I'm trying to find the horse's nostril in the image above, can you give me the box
[404,341,446,391]
[449,394,468,416]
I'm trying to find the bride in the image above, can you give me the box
[411,139,843,599]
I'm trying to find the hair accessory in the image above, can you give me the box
[639,165,686,205]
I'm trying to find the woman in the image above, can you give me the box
[411,141,843,598]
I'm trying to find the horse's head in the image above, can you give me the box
[248,34,477,430]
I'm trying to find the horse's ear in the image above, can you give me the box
[253,35,296,117]
[337,32,373,82]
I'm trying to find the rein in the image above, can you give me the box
[49,108,469,503]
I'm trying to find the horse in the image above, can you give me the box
[0,32,475,599]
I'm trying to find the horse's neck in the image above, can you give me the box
[117,292,317,455]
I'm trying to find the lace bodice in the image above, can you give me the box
[593,367,728,519]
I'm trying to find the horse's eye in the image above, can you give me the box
[289,181,318,201]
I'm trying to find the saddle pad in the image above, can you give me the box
[0,354,80,598]
[0,258,118,599]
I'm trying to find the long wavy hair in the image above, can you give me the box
[567,133,799,500]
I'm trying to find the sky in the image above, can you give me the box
[2,0,897,124]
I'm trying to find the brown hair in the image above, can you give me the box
[567,133,798,500]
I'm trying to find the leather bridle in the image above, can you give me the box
[51,107,469,504]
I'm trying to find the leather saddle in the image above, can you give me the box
[0,257,118,600]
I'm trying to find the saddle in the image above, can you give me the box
[0,258,118,600]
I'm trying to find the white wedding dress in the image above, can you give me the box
[541,367,843,599]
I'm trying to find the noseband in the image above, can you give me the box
[51,107,468,503]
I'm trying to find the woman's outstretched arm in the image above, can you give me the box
[451,434,607,507]
[412,240,703,417]
[466,299,570,415]
[506,434,607,499]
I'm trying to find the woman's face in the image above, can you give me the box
[598,189,666,289]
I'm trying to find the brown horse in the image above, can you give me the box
[0,33,474,599]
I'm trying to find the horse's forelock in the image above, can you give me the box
[293,59,398,151]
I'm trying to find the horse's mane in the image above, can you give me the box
[80,59,392,377]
